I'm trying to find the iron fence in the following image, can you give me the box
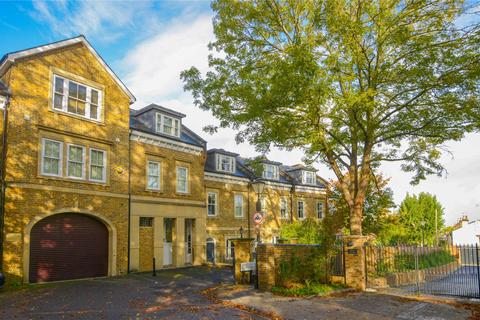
[365,243,480,298]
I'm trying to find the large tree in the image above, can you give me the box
[398,192,445,245]
[182,0,480,235]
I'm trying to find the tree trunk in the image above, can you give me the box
[350,202,363,235]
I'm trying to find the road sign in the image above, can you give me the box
[253,212,264,225]
[240,261,256,272]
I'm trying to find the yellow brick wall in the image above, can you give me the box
[139,227,154,272]
[4,44,130,194]
[205,178,327,263]
[1,43,131,283]
[130,140,205,201]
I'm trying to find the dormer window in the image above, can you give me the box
[52,75,102,121]
[302,171,316,185]
[216,154,235,173]
[155,113,180,137]
[263,164,279,180]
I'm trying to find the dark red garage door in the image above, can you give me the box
[29,213,108,283]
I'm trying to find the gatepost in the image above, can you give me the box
[231,238,255,284]
[343,235,369,291]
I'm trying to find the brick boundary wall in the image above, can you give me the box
[256,236,369,291]
[256,243,322,290]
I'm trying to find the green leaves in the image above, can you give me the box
[182,0,480,234]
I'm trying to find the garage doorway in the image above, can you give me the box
[29,213,108,283]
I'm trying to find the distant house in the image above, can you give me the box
[452,219,480,245]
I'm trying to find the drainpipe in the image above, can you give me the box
[290,184,295,223]
[0,84,12,283]
[127,129,132,273]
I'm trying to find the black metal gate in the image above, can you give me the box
[365,244,480,298]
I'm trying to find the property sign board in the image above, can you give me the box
[240,261,256,272]
[253,212,264,225]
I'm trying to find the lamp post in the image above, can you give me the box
[251,179,265,243]
[239,226,244,239]
[0,80,11,288]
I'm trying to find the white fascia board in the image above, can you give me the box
[0,36,136,104]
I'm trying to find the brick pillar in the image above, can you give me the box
[231,238,254,284]
[256,244,276,290]
[343,235,368,291]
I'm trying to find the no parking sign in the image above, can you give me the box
[253,212,264,225]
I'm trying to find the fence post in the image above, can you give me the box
[415,245,419,294]
[476,244,480,299]
[343,235,368,291]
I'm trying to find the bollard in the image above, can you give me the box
[153,257,156,277]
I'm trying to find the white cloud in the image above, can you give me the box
[121,12,330,179]
[30,0,149,42]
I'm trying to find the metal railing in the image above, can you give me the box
[365,244,480,298]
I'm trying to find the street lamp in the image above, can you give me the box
[0,80,11,288]
[239,226,244,239]
[251,180,265,242]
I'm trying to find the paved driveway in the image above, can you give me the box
[0,266,267,320]
[0,267,476,320]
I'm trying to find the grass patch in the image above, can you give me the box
[272,282,345,297]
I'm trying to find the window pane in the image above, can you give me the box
[53,93,63,110]
[55,77,64,93]
[91,166,103,181]
[91,90,98,104]
[67,98,76,113]
[148,176,159,189]
[70,146,83,161]
[90,104,98,120]
[77,101,86,116]
[78,85,87,101]
[69,82,78,98]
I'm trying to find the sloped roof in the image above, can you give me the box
[132,103,186,119]
[0,35,135,103]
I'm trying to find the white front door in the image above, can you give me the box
[163,219,173,266]
[185,219,193,264]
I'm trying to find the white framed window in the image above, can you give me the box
[234,194,243,218]
[89,148,106,182]
[146,161,161,190]
[41,139,62,177]
[67,144,85,179]
[317,202,324,219]
[226,237,234,260]
[176,166,189,193]
[297,200,305,219]
[216,154,235,173]
[263,164,279,180]
[155,113,181,137]
[207,192,218,217]
[302,171,316,185]
[52,75,102,121]
[280,197,289,219]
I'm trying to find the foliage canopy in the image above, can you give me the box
[182,0,480,235]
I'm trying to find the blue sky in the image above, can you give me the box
[1,1,480,225]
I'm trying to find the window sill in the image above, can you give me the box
[49,109,105,125]
[38,174,110,187]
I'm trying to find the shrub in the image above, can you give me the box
[277,247,329,286]
[272,282,345,297]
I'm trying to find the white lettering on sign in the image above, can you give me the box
[241,261,256,272]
